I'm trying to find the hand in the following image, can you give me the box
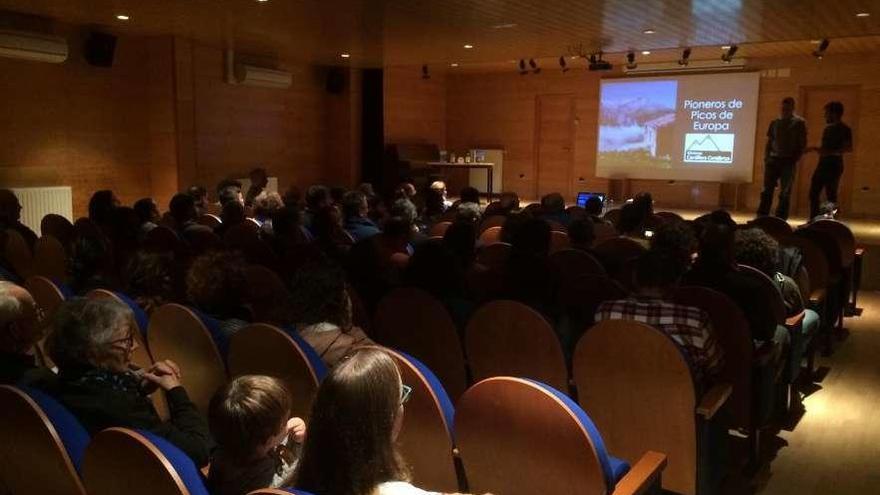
[141,360,183,391]
[287,417,306,444]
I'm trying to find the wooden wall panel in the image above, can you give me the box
[384,66,446,147]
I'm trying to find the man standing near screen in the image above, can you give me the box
[756,97,806,220]
[806,101,852,220]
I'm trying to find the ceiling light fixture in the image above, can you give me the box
[422,64,430,79]
[643,29,656,34]
[257,0,269,2]
[529,58,541,74]
[721,44,739,63]
[463,44,474,49]
[588,52,613,71]
[559,56,569,73]
[625,51,637,70]
[340,53,351,58]
[492,23,517,29]
[116,14,130,21]
[721,45,731,50]
[856,12,870,18]
[450,63,459,67]
[813,38,830,59]
[641,50,651,55]
[678,47,692,66]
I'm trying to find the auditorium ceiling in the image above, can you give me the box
[0,0,878,69]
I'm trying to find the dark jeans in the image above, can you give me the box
[757,156,797,219]
[809,156,844,219]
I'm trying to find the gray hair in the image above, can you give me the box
[0,281,23,331]
[391,198,418,224]
[456,202,482,223]
[46,298,133,369]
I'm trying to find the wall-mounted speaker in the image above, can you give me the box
[84,31,116,67]
[326,67,346,94]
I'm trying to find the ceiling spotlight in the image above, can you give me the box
[856,12,871,18]
[678,47,692,66]
[492,23,518,29]
[450,63,459,67]
[588,52,613,71]
[641,50,651,55]
[529,58,541,74]
[721,44,738,63]
[813,38,830,59]
[116,14,130,21]
[559,56,569,73]
[421,64,430,79]
[519,59,528,75]
[463,44,474,49]
[340,53,351,58]
[626,51,637,70]
[643,29,656,34]
[257,0,269,2]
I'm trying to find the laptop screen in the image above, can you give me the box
[576,192,606,208]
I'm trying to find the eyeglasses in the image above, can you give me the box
[108,332,135,351]
[400,384,413,405]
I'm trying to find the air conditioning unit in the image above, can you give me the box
[0,30,68,63]
[623,58,747,75]
[225,50,291,89]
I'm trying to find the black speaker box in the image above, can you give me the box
[326,67,347,94]
[84,31,117,68]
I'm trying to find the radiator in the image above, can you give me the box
[10,186,73,237]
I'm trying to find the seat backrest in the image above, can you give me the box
[147,304,228,415]
[429,221,452,238]
[593,237,647,285]
[808,219,855,268]
[477,225,503,245]
[41,214,74,244]
[227,323,326,420]
[602,208,622,226]
[186,227,223,255]
[748,216,793,240]
[83,428,209,495]
[655,211,685,223]
[33,235,68,281]
[795,227,842,281]
[736,265,786,325]
[478,214,507,233]
[780,235,829,301]
[144,225,184,254]
[549,230,571,253]
[673,286,754,428]
[593,221,618,243]
[465,300,568,393]
[373,288,468,402]
[0,385,88,495]
[550,249,606,283]
[573,319,697,495]
[3,228,33,279]
[456,377,619,495]
[248,490,316,495]
[243,265,289,323]
[475,241,510,273]
[386,349,459,493]
[197,213,222,229]
[25,275,67,316]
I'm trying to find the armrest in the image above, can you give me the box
[696,382,732,420]
[611,451,668,495]
[785,310,806,328]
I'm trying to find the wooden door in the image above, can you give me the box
[794,86,859,217]
[536,94,575,199]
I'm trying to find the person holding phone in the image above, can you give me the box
[805,101,853,219]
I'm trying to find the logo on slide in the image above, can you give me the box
[684,133,734,164]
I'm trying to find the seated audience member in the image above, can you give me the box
[133,198,161,239]
[295,348,488,495]
[208,375,306,495]
[187,185,209,215]
[483,191,520,217]
[632,191,654,218]
[734,228,811,320]
[504,217,557,318]
[304,185,331,229]
[540,192,570,227]
[245,167,269,208]
[429,181,452,210]
[421,187,447,229]
[583,195,606,223]
[169,193,213,241]
[288,257,373,367]
[567,217,596,252]
[330,187,347,206]
[616,203,650,248]
[358,182,377,201]
[69,231,117,295]
[106,206,142,273]
[186,251,251,336]
[282,185,303,209]
[88,190,120,232]
[368,193,390,227]
[254,192,285,236]
[31,298,212,466]
[216,200,247,239]
[455,201,482,225]
[342,191,381,243]
[0,189,38,250]
[124,251,178,316]
[683,221,779,343]
[217,179,244,207]
[405,239,473,330]
[443,220,478,271]
[311,205,350,261]
[0,282,45,384]
[391,198,423,238]
[596,250,724,384]
[500,212,528,244]
[451,187,481,211]
[271,205,312,254]
[395,182,417,202]
[650,220,698,276]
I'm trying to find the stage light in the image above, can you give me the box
[813,38,830,59]
[559,56,569,73]
[463,44,474,49]
[450,63,459,67]
[625,51,637,69]
[678,47,692,66]
[641,50,651,55]
[421,64,430,79]
[588,52,612,71]
[722,44,738,63]
[116,14,130,21]
[529,58,541,74]
[643,29,656,34]
[856,12,870,18]
[340,53,351,58]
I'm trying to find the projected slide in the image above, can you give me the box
[596,72,760,182]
